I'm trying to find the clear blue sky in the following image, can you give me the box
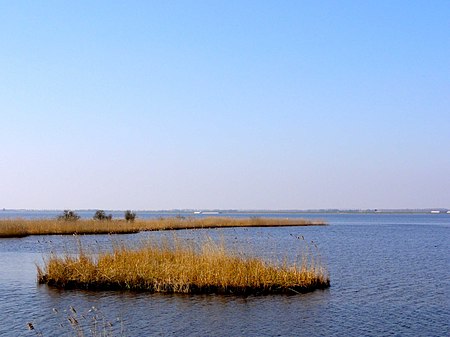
[1,1,449,210]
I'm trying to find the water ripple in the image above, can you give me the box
[0,214,449,336]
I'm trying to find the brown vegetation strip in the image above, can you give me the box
[37,239,330,295]
[0,217,327,238]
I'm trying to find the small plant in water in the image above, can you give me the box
[57,210,81,221]
[93,210,112,221]
[124,210,136,222]
[26,305,126,337]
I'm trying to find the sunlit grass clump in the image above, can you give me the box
[37,239,330,295]
[0,217,326,238]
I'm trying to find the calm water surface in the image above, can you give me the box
[0,213,449,336]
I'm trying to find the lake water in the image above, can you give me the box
[0,212,449,336]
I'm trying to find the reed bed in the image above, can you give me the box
[0,219,140,238]
[37,238,330,295]
[0,217,326,238]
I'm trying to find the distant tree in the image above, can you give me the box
[124,210,136,222]
[93,210,112,221]
[57,210,80,221]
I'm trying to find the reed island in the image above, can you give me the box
[37,238,330,295]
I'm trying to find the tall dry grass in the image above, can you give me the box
[37,237,330,295]
[0,219,140,238]
[0,217,326,238]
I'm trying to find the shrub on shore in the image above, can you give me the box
[124,210,136,222]
[93,210,112,221]
[57,210,80,221]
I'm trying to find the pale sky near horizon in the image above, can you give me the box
[1,1,449,210]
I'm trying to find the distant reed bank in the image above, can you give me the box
[0,217,326,238]
[37,238,330,295]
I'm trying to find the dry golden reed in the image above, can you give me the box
[0,217,326,238]
[0,219,140,237]
[37,237,330,295]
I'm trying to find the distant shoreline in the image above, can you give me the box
[1,208,448,214]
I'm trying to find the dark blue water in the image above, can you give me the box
[0,213,449,336]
